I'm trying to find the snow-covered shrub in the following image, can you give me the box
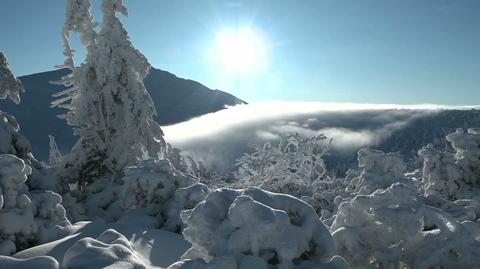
[301,178,348,221]
[313,148,409,225]
[170,187,350,269]
[236,134,329,197]
[121,158,210,232]
[63,229,146,269]
[53,0,165,188]
[234,134,351,219]
[61,175,125,223]
[0,154,72,255]
[331,183,480,268]
[122,159,195,210]
[348,147,407,195]
[419,128,480,200]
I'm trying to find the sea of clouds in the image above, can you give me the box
[162,101,479,173]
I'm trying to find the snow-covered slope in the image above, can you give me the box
[0,68,245,161]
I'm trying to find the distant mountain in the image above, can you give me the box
[0,68,245,161]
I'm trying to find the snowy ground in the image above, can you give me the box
[9,215,190,269]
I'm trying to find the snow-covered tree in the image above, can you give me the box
[0,51,24,105]
[235,134,329,197]
[48,135,63,166]
[0,51,30,159]
[161,143,211,180]
[419,128,480,200]
[0,51,56,192]
[53,0,165,189]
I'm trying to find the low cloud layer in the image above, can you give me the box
[162,102,478,173]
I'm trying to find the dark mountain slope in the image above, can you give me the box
[1,68,245,160]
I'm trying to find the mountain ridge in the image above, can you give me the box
[0,68,246,160]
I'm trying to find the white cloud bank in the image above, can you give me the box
[162,101,479,172]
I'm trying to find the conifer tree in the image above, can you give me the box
[53,0,165,189]
[0,51,24,104]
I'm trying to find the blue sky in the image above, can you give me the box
[0,0,479,104]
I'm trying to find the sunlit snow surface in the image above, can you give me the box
[11,212,190,269]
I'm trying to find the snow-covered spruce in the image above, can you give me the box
[53,0,165,189]
[48,135,63,167]
[0,110,55,192]
[419,128,480,200]
[0,154,36,255]
[63,229,146,269]
[0,51,24,105]
[0,111,32,161]
[169,187,350,269]
[122,159,210,233]
[0,51,31,161]
[1,51,56,193]
[0,154,72,255]
[331,183,480,268]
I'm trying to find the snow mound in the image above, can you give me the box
[62,229,146,269]
[331,183,480,268]
[171,187,350,269]
[163,182,210,232]
[0,255,59,269]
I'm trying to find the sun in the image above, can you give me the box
[214,27,269,75]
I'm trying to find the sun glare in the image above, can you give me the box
[214,27,269,75]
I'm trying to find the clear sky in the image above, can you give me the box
[0,0,479,104]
